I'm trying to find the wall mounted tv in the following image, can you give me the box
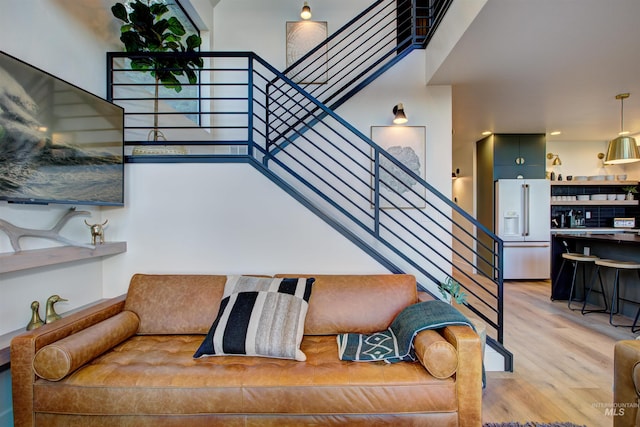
[0,51,124,206]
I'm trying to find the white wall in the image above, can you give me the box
[1,0,453,332]
[102,163,387,296]
[0,0,121,335]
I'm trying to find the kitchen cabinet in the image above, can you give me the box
[492,134,546,179]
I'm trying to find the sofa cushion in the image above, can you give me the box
[275,274,417,335]
[414,330,458,379]
[124,274,227,334]
[32,335,456,417]
[194,277,314,361]
[33,311,139,381]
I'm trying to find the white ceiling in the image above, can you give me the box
[428,0,640,149]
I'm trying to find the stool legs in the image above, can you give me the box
[567,260,581,310]
[609,269,640,328]
[581,265,607,314]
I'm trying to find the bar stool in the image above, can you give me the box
[554,252,601,310]
[590,259,640,327]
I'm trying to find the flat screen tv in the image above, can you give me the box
[0,51,124,206]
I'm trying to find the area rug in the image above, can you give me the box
[483,423,587,427]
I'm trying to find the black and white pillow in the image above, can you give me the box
[193,276,314,361]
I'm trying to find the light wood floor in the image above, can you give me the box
[482,279,637,426]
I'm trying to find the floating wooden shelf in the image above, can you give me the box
[550,200,638,206]
[550,180,638,186]
[0,241,127,274]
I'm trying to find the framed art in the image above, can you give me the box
[371,126,426,209]
[286,21,328,84]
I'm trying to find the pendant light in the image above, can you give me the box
[604,93,640,164]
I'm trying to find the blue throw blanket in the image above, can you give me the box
[337,300,475,363]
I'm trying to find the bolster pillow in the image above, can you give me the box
[414,329,458,379]
[33,310,139,381]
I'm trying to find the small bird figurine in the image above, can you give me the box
[26,301,45,331]
[45,295,68,324]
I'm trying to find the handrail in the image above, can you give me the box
[106,0,508,359]
[267,0,450,151]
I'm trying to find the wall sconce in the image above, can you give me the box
[452,168,460,179]
[300,2,311,20]
[546,153,562,166]
[392,103,407,124]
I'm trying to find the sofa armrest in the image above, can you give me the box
[442,325,482,427]
[11,295,126,427]
[614,340,640,427]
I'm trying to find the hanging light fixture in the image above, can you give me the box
[604,93,640,164]
[392,103,408,124]
[300,2,311,20]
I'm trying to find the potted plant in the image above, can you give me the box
[622,186,638,200]
[438,277,468,305]
[111,0,203,142]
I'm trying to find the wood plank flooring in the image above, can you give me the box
[482,279,636,426]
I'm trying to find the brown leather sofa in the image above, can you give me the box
[614,339,640,427]
[11,273,483,426]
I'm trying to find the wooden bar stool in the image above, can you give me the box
[591,259,640,327]
[554,252,601,311]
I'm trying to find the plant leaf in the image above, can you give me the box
[167,17,186,36]
[186,34,202,50]
[111,3,129,22]
[149,3,169,18]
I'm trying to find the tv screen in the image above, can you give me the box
[0,51,124,206]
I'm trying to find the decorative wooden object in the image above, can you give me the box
[0,207,94,252]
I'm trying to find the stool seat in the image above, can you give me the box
[595,259,640,270]
[562,253,599,262]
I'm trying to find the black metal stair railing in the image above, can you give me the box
[107,51,509,370]
[266,0,453,154]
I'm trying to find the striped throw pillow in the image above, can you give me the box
[193,276,314,361]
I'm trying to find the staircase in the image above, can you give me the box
[107,0,510,370]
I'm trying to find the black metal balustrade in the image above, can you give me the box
[107,0,511,370]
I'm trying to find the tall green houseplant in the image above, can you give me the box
[111,0,203,141]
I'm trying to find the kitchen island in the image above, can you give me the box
[551,231,640,318]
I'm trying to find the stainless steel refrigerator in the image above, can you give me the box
[495,179,550,280]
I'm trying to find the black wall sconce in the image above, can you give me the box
[392,103,407,124]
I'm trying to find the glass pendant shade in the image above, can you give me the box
[604,135,640,164]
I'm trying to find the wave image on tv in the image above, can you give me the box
[0,51,124,206]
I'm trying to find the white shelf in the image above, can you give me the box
[551,200,638,206]
[550,180,638,186]
[0,242,127,274]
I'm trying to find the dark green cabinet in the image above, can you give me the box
[492,134,545,179]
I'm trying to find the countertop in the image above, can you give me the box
[550,228,635,234]
[553,231,640,244]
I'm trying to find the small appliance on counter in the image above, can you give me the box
[614,217,636,228]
